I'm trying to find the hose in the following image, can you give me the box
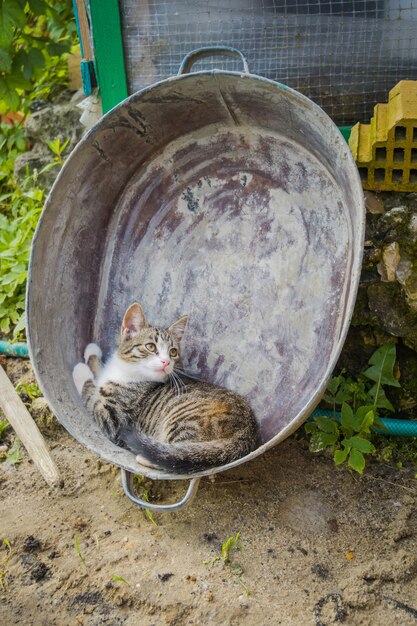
[311,408,417,437]
[0,340,29,358]
[1,340,416,436]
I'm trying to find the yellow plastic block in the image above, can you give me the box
[349,80,417,192]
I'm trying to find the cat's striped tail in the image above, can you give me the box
[118,424,251,473]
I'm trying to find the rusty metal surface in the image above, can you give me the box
[27,70,365,480]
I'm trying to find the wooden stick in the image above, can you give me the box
[0,364,60,486]
[75,0,93,60]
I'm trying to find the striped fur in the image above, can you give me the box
[73,303,260,472]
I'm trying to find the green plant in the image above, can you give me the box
[204,531,251,595]
[112,574,130,586]
[0,0,76,115]
[74,534,87,569]
[306,344,401,474]
[0,419,10,441]
[15,381,42,401]
[133,474,158,526]
[1,440,23,464]
[221,532,241,564]
[47,136,69,166]
[0,181,43,335]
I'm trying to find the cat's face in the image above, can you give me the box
[117,303,188,383]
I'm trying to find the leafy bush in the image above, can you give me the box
[0,170,44,335]
[0,0,76,114]
[306,344,401,473]
[0,2,75,337]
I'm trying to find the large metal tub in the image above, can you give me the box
[27,48,365,508]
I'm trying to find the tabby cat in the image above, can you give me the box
[72,303,260,472]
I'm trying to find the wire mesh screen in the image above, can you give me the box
[119,0,417,124]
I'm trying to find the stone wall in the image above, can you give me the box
[339,192,417,416]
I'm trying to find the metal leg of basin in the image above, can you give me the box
[121,469,201,512]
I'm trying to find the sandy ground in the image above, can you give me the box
[1,356,417,626]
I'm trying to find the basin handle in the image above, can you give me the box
[121,468,201,512]
[178,46,250,76]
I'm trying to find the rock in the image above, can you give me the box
[14,102,85,189]
[364,191,385,214]
[377,242,400,281]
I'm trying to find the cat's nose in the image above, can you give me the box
[161,359,170,368]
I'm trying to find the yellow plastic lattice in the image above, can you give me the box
[349,81,417,192]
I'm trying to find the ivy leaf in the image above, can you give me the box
[363,344,400,388]
[348,449,366,474]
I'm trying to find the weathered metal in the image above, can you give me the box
[27,48,365,488]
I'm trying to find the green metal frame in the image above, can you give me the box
[89,0,128,113]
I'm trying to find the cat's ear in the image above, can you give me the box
[168,315,188,343]
[121,303,146,336]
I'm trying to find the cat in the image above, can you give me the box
[72,303,260,473]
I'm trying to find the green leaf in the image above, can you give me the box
[28,0,48,15]
[0,0,25,48]
[334,447,350,465]
[304,422,317,434]
[345,436,375,454]
[367,383,395,412]
[326,375,342,397]
[46,41,71,56]
[348,449,366,474]
[314,415,339,434]
[0,47,12,72]
[353,406,376,433]
[27,47,45,70]
[363,344,401,388]
[4,440,23,465]
[309,431,339,452]
[341,402,354,429]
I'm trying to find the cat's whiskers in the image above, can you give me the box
[169,373,180,396]
[170,370,186,396]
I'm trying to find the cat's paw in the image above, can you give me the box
[72,362,93,394]
[84,343,102,363]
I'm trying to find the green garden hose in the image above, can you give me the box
[311,408,417,437]
[0,340,29,358]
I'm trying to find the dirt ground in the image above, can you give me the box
[1,356,417,626]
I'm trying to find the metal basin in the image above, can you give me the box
[27,48,365,484]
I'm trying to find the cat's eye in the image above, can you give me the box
[169,348,178,358]
[145,343,156,352]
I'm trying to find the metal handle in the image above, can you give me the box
[121,469,201,512]
[178,46,250,76]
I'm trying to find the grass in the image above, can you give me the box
[204,531,251,596]
[133,474,158,526]
[74,534,87,569]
